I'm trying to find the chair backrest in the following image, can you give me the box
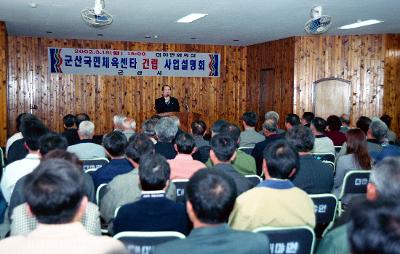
[253,226,315,254]
[339,170,370,199]
[245,175,262,186]
[82,158,109,173]
[311,153,335,164]
[114,205,122,219]
[171,179,189,203]
[238,146,254,155]
[96,183,108,205]
[114,231,185,254]
[309,194,338,238]
[334,146,342,154]
[321,161,335,171]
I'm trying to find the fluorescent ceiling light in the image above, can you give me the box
[176,13,208,23]
[338,19,383,30]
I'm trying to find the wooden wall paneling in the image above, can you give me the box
[247,37,295,129]
[7,36,247,137]
[384,34,400,136]
[294,35,385,126]
[0,22,7,146]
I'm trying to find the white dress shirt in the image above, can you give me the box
[1,154,41,203]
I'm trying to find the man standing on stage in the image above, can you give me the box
[155,85,180,113]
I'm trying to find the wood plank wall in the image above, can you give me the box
[384,34,400,136]
[246,37,295,128]
[6,36,247,136]
[0,22,7,147]
[293,35,385,126]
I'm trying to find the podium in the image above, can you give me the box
[157,112,202,132]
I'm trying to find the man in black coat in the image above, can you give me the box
[155,85,180,113]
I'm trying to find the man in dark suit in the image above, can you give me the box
[61,114,80,146]
[154,169,269,254]
[112,153,190,235]
[155,85,180,113]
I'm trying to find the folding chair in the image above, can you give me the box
[338,170,370,216]
[245,175,262,186]
[113,231,185,254]
[253,226,315,254]
[321,161,335,172]
[114,206,122,219]
[171,179,189,203]
[82,157,109,173]
[310,153,335,164]
[334,146,342,154]
[96,183,109,206]
[238,146,254,155]
[309,194,338,238]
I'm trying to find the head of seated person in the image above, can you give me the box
[39,132,68,157]
[349,199,400,254]
[191,120,207,137]
[262,140,299,180]
[103,131,127,159]
[77,121,95,140]
[186,169,237,226]
[356,116,371,136]
[142,118,158,140]
[326,115,342,132]
[210,134,237,164]
[20,115,49,152]
[174,133,196,155]
[126,133,155,168]
[367,157,400,201]
[262,118,278,137]
[211,119,228,137]
[63,114,76,130]
[285,113,301,130]
[242,112,258,129]
[220,123,241,146]
[75,113,90,129]
[155,117,178,143]
[23,158,87,224]
[113,114,126,131]
[310,117,327,136]
[285,125,315,153]
[139,154,170,192]
[368,117,388,142]
[301,112,315,127]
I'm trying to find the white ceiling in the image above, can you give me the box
[0,0,399,46]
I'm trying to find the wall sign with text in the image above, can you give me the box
[48,47,220,77]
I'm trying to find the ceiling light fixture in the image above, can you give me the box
[338,19,383,30]
[176,13,208,23]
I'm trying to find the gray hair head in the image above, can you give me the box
[142,118,158,137]
[113,114,127,130]
[265,111,280,124]
[370,117,388,141]
[263,118,278,132]
[78,121,95,138]
[170,115,180,128]
[155,117,178,142]
[370,157,400,200]
[123,117,136,131]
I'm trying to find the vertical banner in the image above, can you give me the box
[48,47,220,77]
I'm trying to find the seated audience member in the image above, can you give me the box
[326,115,347,146]
[112,154,190,235]
[348,200,400,254]
[333,129,371,199]
[1,117,48,203]
[191,120,209,148]
[286,126,333,194]
[67,121,106,160]
[263,111,285,135]
[100,134,176,223]
[366,117,388,156]
[252,117,284,175]
[170,115,184,139]
[113,114,126,132]
[239,112,265,148]
[75,113,90,127]
[122,117,136,140]
[154,169,269,254]
[142,118,158,144]
[154,117,178,159]
[9,148,96,219]
[91,131,131,188]
[301,112,315,128]
[5,113,26,158]
[285,113,301,131]
[356,116,371,136]
[207,123,257,176]
[374,144,400,163]
[208,134,253,195]
[310,117,335,154]
[229,140,315,230]
[0,159,127,254]
[61,114,80,146]
[316,157,400,254]
[211,119,228,136]
[340,113,350,133]
[7,114,47,164]
[10,149,100,236]
[168,133,205,180]
[380,114,397,144]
